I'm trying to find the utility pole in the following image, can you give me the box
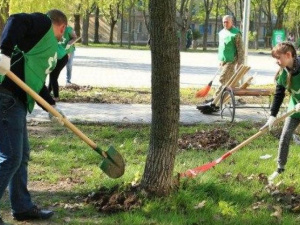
[242,0,250,65]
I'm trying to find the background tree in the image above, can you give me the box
[202,0,214,51]
[100,0,121,44]
[273,0,290,29]
[94,5,100,43]
[141,0,180,195]
[0,0,9,36]
[176,0,194,51]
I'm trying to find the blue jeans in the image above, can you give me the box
[0,92,34,213]
[66,51,74,83]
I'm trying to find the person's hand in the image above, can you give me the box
[296,103,300,111]
[48,105,65,126]
[260,116,276,131]
[65,44,71,50]
[0,53,11,75]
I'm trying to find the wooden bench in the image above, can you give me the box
[220,87,273,122]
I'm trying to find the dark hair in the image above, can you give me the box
[272,41,297,89]
[46,9,67,25]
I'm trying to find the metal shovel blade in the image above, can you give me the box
[97,146,125,178]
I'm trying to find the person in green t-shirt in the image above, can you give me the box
[260,41,300,182]
[0,9,67,223]
[204,15,245,107]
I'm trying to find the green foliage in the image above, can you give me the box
[218,201,237,217]
[192,29,201,40]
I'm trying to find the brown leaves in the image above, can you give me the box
[85,184,142,214]
[178,128,238,151]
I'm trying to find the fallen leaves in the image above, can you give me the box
[178,128,238,151]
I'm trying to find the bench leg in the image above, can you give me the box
[220,89,236,122]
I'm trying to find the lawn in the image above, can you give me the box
[1,121,300,224]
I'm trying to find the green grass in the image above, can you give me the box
[2,122,300,224]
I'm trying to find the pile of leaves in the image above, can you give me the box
[178,128,238,151]
[85,184,142,214]
[266,182,300,213]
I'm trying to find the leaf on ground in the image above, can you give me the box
[194,200,206,209]
[270,205,282,220]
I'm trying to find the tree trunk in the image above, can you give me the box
[74,14,81,38]
[94,6,100,43]
[202,0,213,51]
[0,1,9,41]
[82,10,90,45]
[109,21,117,44]
[141,0,180,196]
[214,0,220,47]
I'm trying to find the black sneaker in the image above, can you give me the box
[204,98,214,103]
[13,205,54,221]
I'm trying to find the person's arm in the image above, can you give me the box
[1,13,50,56]
[235,34,245,65]
[38,85,56,108]
[270,84,286,117]
[68,29,77,45]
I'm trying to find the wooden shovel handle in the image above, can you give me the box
[6,70,98,150]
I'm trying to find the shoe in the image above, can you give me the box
[204,98,214,103]
[66,82,78,87]
[13,205,54,221]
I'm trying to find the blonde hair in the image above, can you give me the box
[272,41,296,89]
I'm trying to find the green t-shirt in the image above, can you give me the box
[57,26,75,59]
[277,68,300,118]
[218,27,240,62]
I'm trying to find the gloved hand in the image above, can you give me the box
[65,44,71,50]
[296,103,300,111]
[0,53,11,75]
[48,105,65,126]
[260,116,276,131]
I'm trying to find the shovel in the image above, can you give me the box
[5,70,125,179]
[180,108,296,178]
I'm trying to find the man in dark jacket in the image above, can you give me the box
[0,9,67,223]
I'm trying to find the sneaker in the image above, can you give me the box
[13,205,54,221]
[66,82,78,87]
[204,98,214,103]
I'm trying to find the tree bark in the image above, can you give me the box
[141,0,180,196]
[82,10,90,45]
[0,0,9,40]
[94,6,100,43]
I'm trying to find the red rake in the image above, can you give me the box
[180,108,296,178]
[195,67,221,98]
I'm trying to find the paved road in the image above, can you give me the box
[58,47,277,88]
[28,47,276,125]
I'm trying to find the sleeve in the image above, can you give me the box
[235,34,245,65]
[270,84,286,117]
[37,85,56,110]
[0,13,51,56]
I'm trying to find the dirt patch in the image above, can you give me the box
[178,128,238,151]
[85,184,142,214]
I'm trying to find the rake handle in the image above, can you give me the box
[6,70,107,157]
[228,108,296,155]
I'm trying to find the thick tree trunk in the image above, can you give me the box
[141,0,180,196]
